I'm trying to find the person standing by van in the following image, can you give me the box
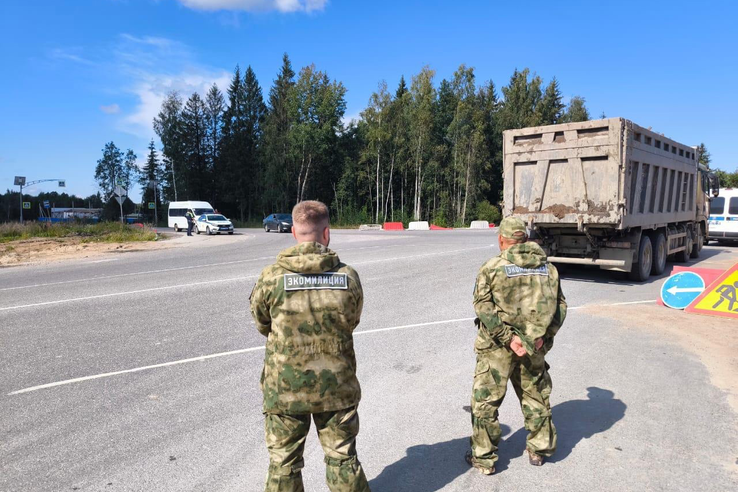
[185,209,195,236]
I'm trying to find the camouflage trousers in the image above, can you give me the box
[470,346,556,468]
[264,406,370,492]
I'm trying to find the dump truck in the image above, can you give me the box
[502,118,719,281]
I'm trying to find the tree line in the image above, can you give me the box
[0,191,104,222]
[102,55,593,226]
[9,53,734,226]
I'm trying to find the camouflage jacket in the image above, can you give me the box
[250,241,363,415]
[473,242,567,356]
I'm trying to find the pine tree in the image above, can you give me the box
[181,92,209,200]
[696,143,711,167]
[153,91,185,201]
[139,139,162,216]
[562,96,590,122]
[499,68,543,130]
[478,80,503,203]
[242,65,266,219]
[262,54,296,212]
[536,78,565,125]
[205,83,225,195]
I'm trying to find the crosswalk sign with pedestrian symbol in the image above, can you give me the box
[686,263,738,319]
[661,272,705,310]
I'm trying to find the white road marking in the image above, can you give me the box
[7,301,655,395]
[0,243,413,292]
[575,299,655,308]
[0,276,257,312]
[354,318,475,334]
[7,347,267,395]
[0,246,488,310]
[0,258,273,292]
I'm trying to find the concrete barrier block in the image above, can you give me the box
[408,221,430,230]
[359,224,383,231]
[470,220,490,229]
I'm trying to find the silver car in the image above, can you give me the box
[195,214,234,235]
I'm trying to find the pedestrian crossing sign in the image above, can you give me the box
[686,262,738,319]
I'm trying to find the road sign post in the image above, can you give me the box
[660,272,705,310]
[14,177,66,224]
[147,179,159,226]
[113,184,127,223]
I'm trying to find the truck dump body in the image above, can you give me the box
[503,118,699,229]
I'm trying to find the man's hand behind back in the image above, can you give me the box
[509,335,527,357]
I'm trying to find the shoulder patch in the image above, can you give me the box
[284,272,348,291]
[503,264,549,278]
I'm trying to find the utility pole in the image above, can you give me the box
[153,180,159,226]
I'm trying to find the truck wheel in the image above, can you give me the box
[676,233,692,263]
[628,235,653,282]
[651,232,667,276]
[691,226,703,258]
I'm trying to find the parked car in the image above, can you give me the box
[263,213,293,233]
[195,214,234,235]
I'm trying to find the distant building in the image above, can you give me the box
[48,207,102,221]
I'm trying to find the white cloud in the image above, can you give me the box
[176,0,327,13]
[100,103,121,114]
[49,48,95,66]
[122,70,231,139]
[112,34,231,139]
[341,111,361,127]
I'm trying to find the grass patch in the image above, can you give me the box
[0,222,159,243]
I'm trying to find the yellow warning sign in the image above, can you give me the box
[686,263,738,319]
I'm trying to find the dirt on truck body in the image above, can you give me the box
[503,117,718,281]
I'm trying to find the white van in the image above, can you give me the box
[707,189,738,243]
[168,201,215,232]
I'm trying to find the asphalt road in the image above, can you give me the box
[1,229,736,491]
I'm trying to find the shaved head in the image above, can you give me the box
[292,200,331,246]
[498,231,527,251]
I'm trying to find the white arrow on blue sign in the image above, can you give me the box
[660,272,705,310]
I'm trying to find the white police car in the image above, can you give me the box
[195,214,234,235]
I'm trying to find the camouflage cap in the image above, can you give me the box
[498,216,527,239]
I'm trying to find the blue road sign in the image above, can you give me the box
[43,200,50,209]
[661,272,705,310]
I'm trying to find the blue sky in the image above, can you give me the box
[1,0,736,198]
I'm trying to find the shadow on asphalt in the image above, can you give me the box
[558,247,728,287]
[370,387,626,488]
[369,437,470,492]
[495,386,627,471]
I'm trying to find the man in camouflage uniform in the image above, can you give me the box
[250,200,371,492]
[467,216,567,475]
